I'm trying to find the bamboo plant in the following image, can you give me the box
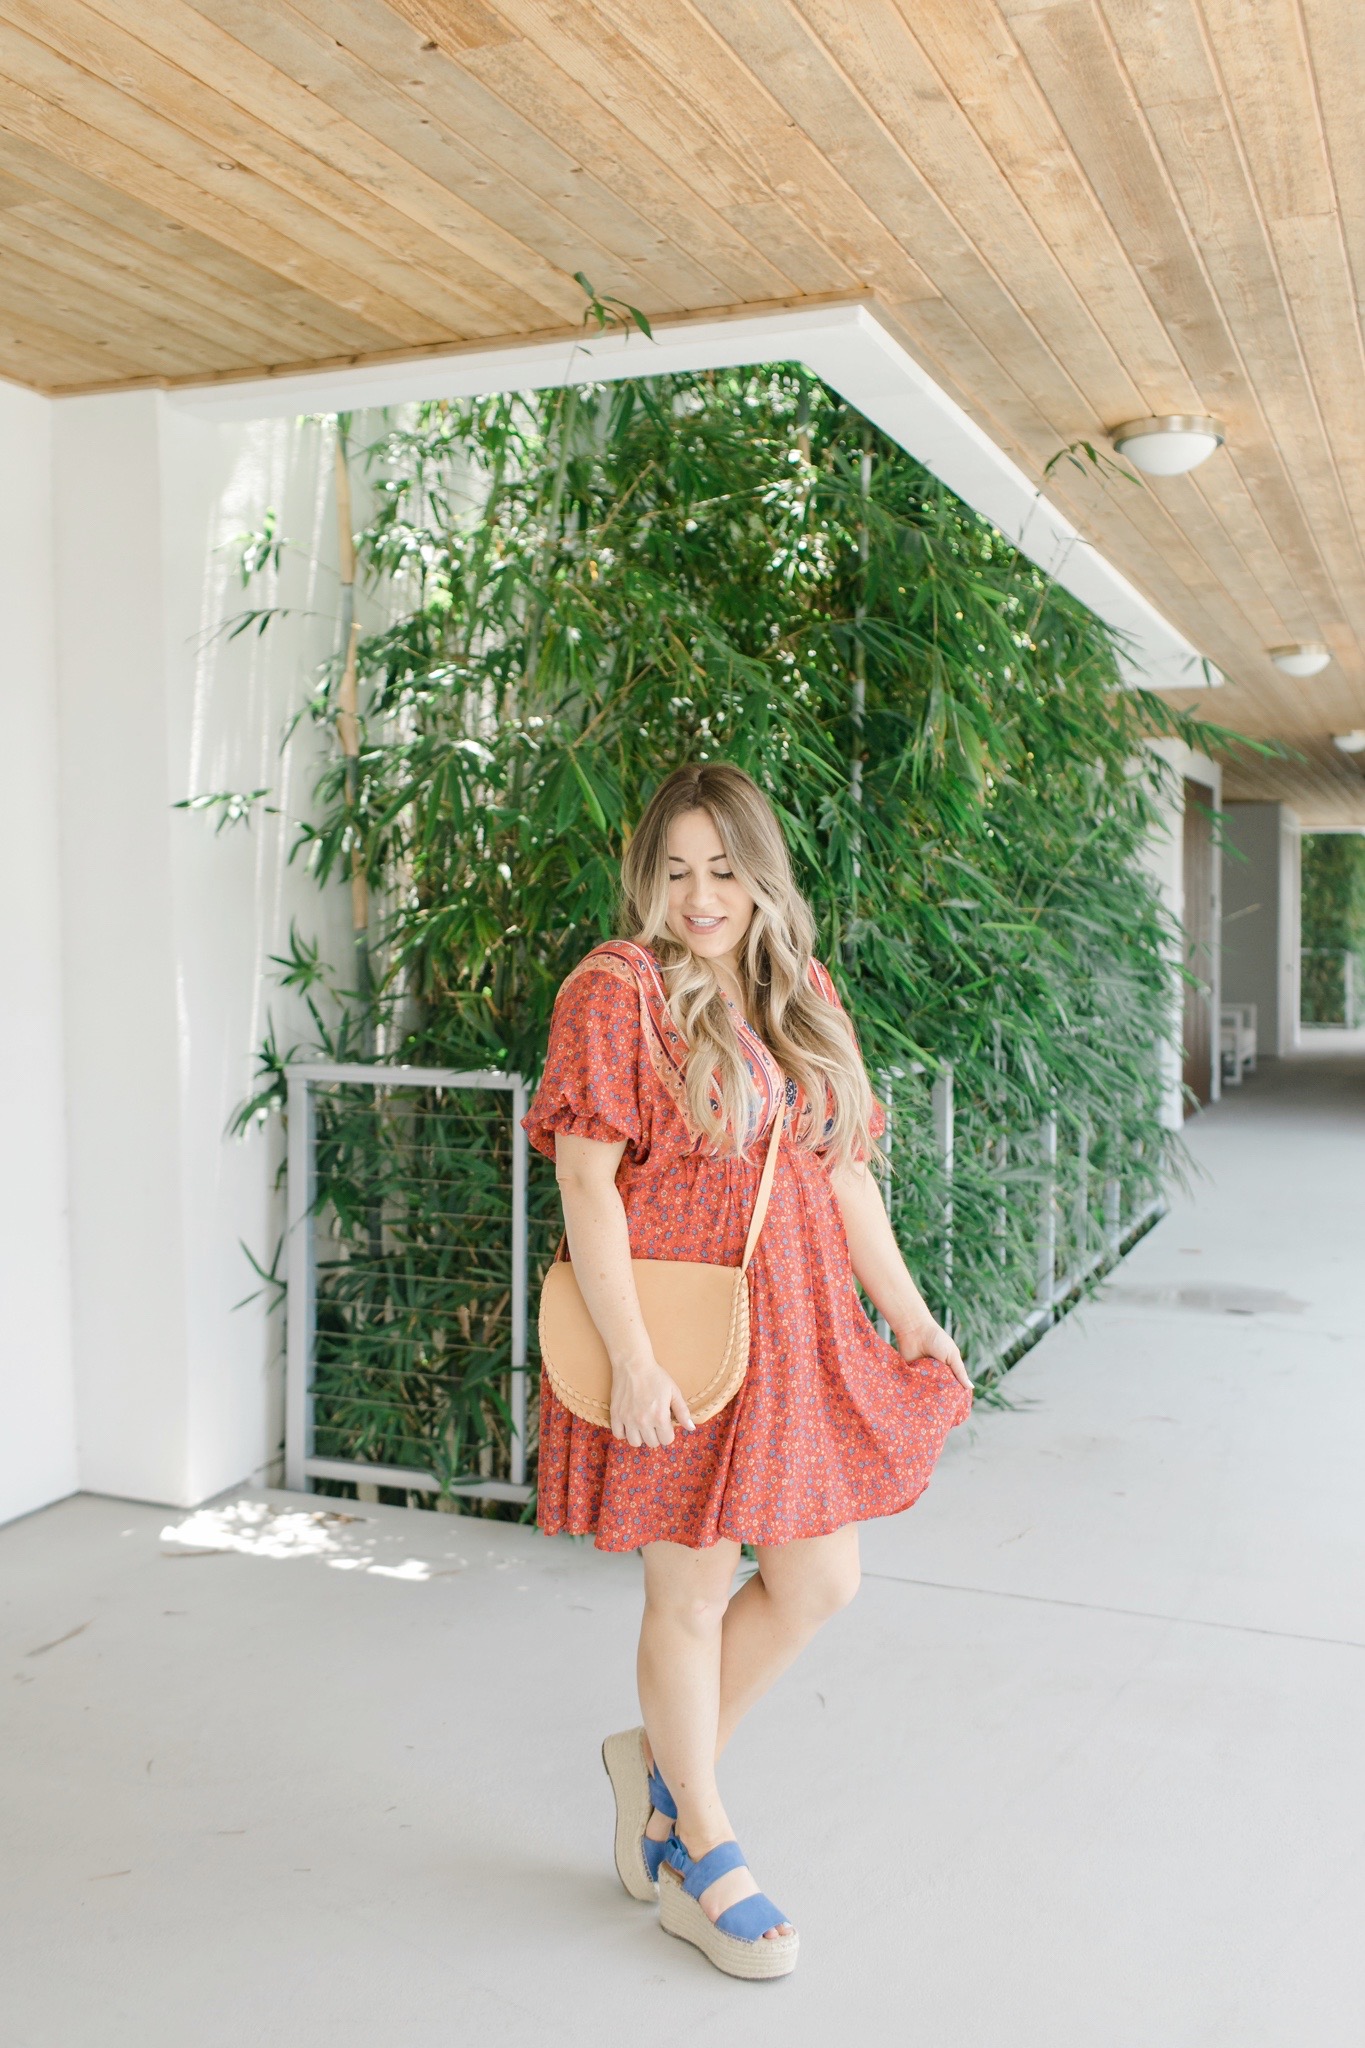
[219,365,1250,1508]
[1300,831,1365,1025]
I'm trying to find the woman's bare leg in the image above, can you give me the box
[637,1527,859,1936]
[637,1538,791,1937]
[637,1538,738,1846]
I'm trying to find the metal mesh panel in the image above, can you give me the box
[285,1066,532,1504]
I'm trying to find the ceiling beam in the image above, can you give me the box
[165,293,1214,695]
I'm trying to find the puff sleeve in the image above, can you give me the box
[524,962,644,1161]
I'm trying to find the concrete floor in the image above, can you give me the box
[2,1058,1362,2048]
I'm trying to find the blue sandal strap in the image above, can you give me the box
[671,1837,748,1901]
[647,1766,677,1821]
[642,1831,671,1883]
[714,1892,789,1942]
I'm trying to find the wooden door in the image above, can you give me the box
[1182,780,1215,1111]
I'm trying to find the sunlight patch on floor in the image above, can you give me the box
[159,1499,466,1582]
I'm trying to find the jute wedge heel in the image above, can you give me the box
[600,1727,675,1902]
[657,1839,799,1981]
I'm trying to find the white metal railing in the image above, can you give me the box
[284,1059,1162,1504]
[883,1063,1164,1377]
[285,1063,531,1504]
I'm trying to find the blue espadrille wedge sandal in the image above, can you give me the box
[601,1727,677,1902]
[658,1835,799,1980]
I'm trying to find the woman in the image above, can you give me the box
[525,763,971,1980]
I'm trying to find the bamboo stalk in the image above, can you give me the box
[851,425,871,825]
[523,384,579,699]
[334,417,374,1024]
[337,615,367,940]
[845,423,872,968]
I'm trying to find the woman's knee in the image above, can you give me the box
[765,1552,861,1626]
[808,1554,862,1621]
[641,1546,737,1637]
[644,1584,730,1637]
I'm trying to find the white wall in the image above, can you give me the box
[0,381,78,1527]
[1144,740,1223,1127]
[53,393,192,1504]
[38,391,348,1513]
[1222,803,1301,1057]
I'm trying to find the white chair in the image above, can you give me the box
[1219,1002,1258,1084]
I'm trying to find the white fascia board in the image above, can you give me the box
[167,299,1214,692]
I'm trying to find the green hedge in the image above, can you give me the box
[1300,832,1365,1026]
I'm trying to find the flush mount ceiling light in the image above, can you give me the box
[1110,415,1225,476]
[1331,730,1365,754]
[1269,643,1332,677]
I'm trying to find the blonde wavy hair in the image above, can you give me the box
[620,764,878,1167]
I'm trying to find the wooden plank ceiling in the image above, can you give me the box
[3,0,1364,822]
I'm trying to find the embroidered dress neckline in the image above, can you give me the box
[717,993,785,1141]
[599,940,784,1140]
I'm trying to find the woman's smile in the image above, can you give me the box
[665,809,756,965]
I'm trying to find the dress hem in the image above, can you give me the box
[536,1477,935,1553]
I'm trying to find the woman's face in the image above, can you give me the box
[664,808,756,967]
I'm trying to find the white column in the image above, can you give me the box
[1277,810,1301,1055]
[0,380,77,1527]
[51,391,346,1507]
[1221,801,1302,1057]
[1143,740,1223,1126]
[53,392,192,1503]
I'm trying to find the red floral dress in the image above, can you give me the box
[525,941,970,1551]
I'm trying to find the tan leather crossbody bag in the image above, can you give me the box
[538,1100,785,1430]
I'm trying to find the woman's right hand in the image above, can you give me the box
[610,1357,696,1448]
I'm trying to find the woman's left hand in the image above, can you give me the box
[894,1318,973,1394]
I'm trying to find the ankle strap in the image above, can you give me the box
[668,1837,747,1900]
[647,1765,677,1820]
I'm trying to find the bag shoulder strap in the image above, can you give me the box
[740,1097,785,1273]
[553,1093,784,1272]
